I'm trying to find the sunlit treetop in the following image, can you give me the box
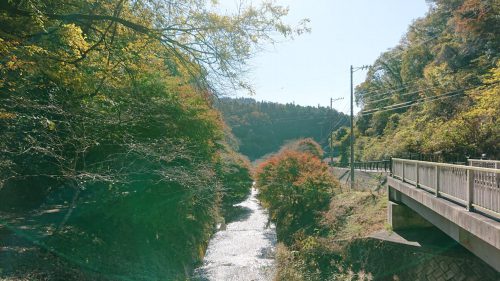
[0,0,309,95]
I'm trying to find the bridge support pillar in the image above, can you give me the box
[388,201,433,231]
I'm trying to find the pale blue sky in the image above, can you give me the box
[220,1,430,113]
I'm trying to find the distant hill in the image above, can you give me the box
[216,98,349,160]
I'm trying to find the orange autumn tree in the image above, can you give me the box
[256,139,339,244]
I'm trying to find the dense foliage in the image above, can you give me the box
[329,126,350,166]
[255,140,392,281]
[217,98,348,160]
[332,0,499,163]
[256,139,339,244]
[274,191,387,281]
[216,145,253,207]
[0,0,295,279]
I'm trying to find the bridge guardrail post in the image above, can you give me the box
[416,162,419,188]
[467,169,474,211]
[402,161,405,182]
[435,165,440,197]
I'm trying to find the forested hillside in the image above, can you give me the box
[217,98,348,160]
[0,0,298,279]
[334,0,499,163]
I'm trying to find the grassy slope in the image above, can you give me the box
[323,191,387,241]
[274,190,388,281]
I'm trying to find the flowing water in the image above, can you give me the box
[194,187,277,281]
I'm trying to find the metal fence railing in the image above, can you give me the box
[392,158,500,220]
[353,160,391,172]
[468,159,500,169]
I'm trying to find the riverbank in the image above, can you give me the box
[273,189,499,281]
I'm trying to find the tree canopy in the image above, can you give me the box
[0,0,309,94]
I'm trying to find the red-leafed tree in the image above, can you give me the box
[256,139,339,244]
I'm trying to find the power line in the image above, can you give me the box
[364,83,451,105]
[362,88,468,115]
[225,106,348,124]
[357,81,414,100]
[360,57,489,105]
[361,61,479,103]
[361,92,464,116]
[326,101,350,166]
[360,81,500,116]
[332,105,350,128]
[327,103,350,139]
[328,97,346,130]
[269,114,346,123]
[329,102,350,131]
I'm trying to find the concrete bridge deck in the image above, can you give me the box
[387,158,500,272]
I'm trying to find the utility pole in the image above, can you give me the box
[329,97,343,165]
[350,65,370,189]
[350,65,354,189]
[331,98,334,165]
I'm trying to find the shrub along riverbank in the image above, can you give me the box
[255,139,388,280]
[272,191,387,281]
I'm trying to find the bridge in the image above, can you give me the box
[387,158,500,271]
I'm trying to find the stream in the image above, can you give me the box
[194,187,277,281]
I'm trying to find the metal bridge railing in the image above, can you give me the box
[392,158,500,220]
[353,160,391,172]
[468,159,500,169]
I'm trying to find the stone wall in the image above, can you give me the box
[343,237,499,281]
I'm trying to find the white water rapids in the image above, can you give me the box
[194,187,277,281]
